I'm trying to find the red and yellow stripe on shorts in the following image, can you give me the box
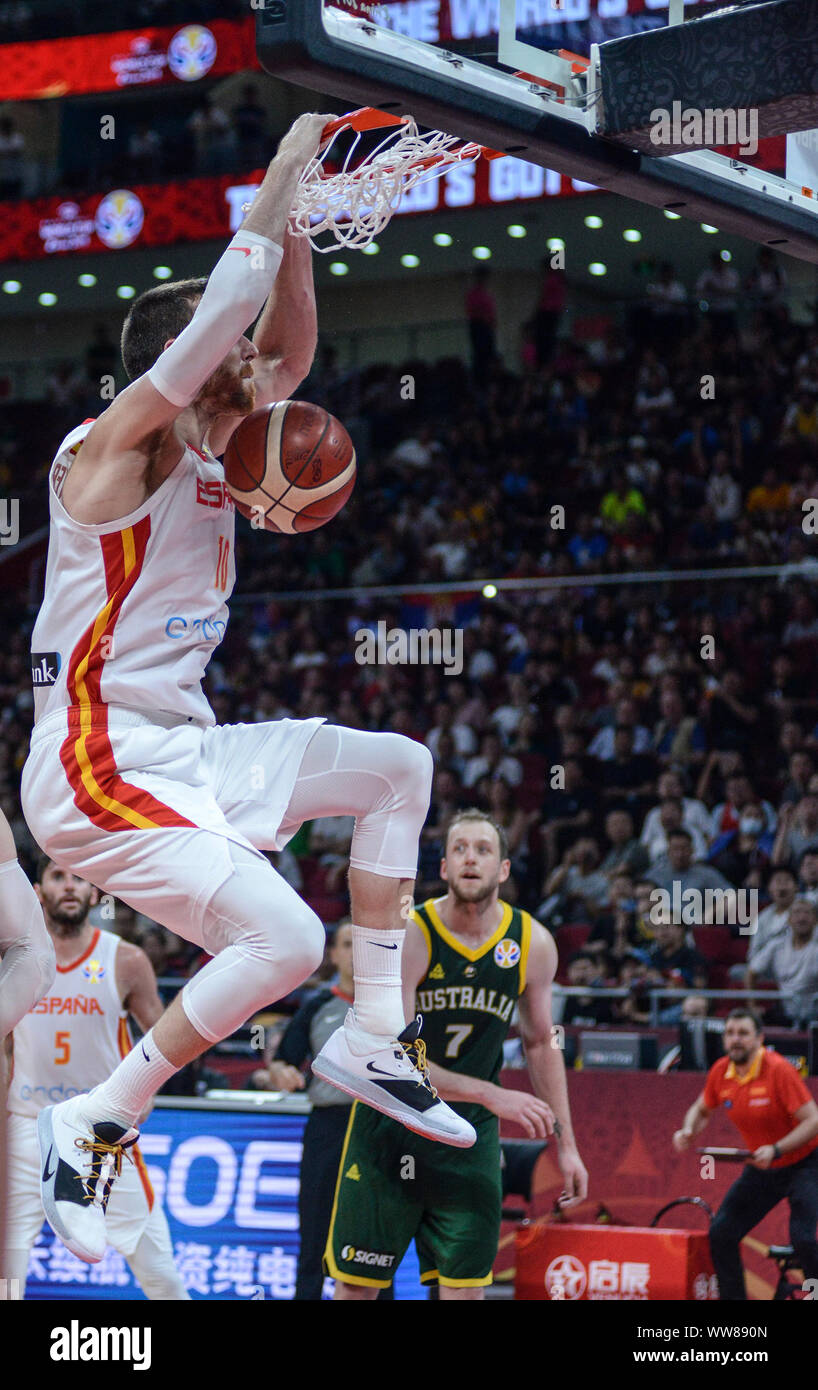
[59,517,196,834]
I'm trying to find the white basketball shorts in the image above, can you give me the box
[21,704,324,947]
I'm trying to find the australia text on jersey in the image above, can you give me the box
[415,984,515,1022]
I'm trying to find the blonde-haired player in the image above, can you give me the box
[2,859,188,1299]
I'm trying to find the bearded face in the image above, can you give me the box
[36,866,94,936]
[197,349,257,416]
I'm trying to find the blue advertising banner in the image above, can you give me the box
[23,1104,423,1301]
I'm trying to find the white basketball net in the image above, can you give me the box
[289,111,496,252]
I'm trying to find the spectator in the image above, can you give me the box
[652,686,707,769]
[541,758,595,871]
[588,697,651,760]
[745,247,788,319]
[599,808,650,878]
[708,799,772,890]
[187,95,235,174]
[641,770,712,859]
[650,829,733,900]
[127,123,163,181]
[710,773,775,840]
[463,730,522,789]
[587,872,653,964]
[540,837,609,924]
[797,849,818,907]
[748,898,818,1027]
[706,451,742,527]
[780,751,816,806]
[560,952,614,1027]
[532,257,565,366]
[599,471,647,534]
[465,265,497,384]
[696,251,740,337]
[425,698,477,759]
[567,513,608,569]
[746,466,792,517]
[746,867,798,971]
[772,796,818,868]
[644,918,709,1023]
[232,83,269,167]
[643,796,708,865]
[596,724,657,811]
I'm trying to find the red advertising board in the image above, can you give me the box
[0,159,597,264]
[515,1223,718,1301]
[0,20,258,102]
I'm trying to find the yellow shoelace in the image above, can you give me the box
[74,1136,134,1204]
[400,1034,439,1098]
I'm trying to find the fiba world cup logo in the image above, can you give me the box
[94,190,145,249]
[167,25,218,82]
[494,938,521,969]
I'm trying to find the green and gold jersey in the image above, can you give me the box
[412,898,532,1121]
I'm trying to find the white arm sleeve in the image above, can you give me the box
[146,230,284,408]
[0,859,56,1038]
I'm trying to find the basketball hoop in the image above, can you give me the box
[288,107,503,252]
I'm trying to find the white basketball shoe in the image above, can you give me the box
[312,1012,476,1147]
[38,1095,139,1264]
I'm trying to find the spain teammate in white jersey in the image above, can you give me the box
[2,859,187,1299]
[22,113,473,1266]
[0,810,54,1042]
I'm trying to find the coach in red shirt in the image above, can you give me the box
[673,1006,818,1300]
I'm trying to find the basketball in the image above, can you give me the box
[223,400,357,534]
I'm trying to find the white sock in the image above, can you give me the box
[350,923,405,1038]
[81,1029,176,1129]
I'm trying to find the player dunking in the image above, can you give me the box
[2,860,187,1299]
[21,112,473,1267]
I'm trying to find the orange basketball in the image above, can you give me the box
[223,400,356,534]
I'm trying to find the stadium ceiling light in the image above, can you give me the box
[2,280,21,294]
[664,209,681,220]
[507,224,527,238]
[720,249,732,261]
[77,273,97,287]
[38,292,57,306]
[362,242,380,255]
[152,265,173,280]
[546,237,565,251]
[433,232,453,246]
[400,254,420,268]
[329,262,349,276]
[472,246,491,259]
[701,223,719,233]
[589,262,607,276]
[623,228,642,242]
[482,583,498,598]
[116,285,136,299]
[584,215,603,229]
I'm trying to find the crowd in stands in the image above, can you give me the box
[2,247,818,1048]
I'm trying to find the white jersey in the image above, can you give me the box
[8,926,131,1118]
[30,419,236,726]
